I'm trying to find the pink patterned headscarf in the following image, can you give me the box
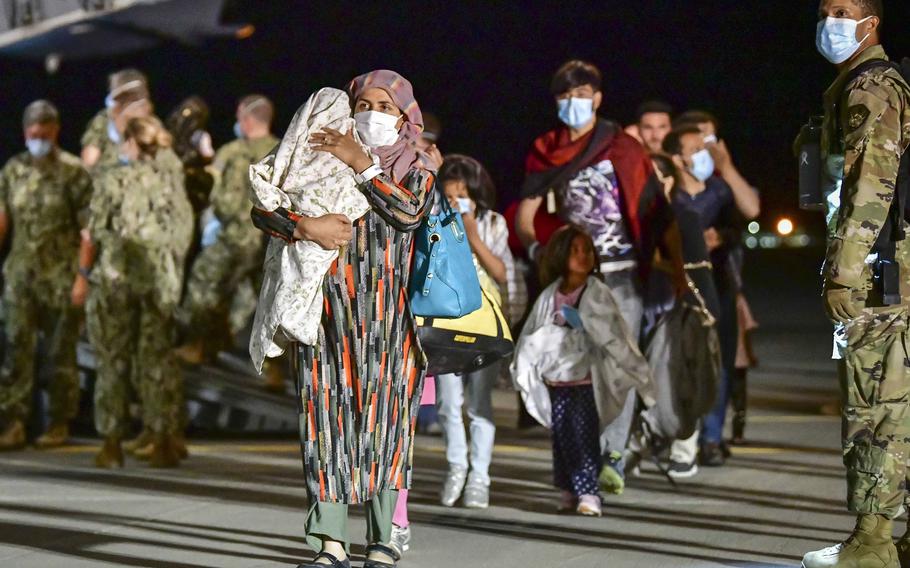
[348,69,426,182]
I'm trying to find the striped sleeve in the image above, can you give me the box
[360,168,433,232]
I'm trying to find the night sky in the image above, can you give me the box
[2,0,910,235]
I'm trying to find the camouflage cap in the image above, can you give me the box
[108,68,148,95]
[22,99,59,127]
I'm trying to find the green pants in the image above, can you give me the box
[87,285,183,437]
[305,490,398,553]
[179,238,260,351]
[839,309,910,518]
[0,290,80,423]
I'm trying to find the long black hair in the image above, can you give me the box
[437,154,496,215]
[538,225,598,288]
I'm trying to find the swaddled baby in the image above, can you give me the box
[249,87,372,372]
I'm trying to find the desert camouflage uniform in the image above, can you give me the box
[179,135,277,350]
[87,156,193,437]
[0,150,92,424]
[821,45,910,518]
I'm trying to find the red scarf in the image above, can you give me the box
[523,122,654,251]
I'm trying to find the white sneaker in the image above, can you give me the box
[576,494,602,517]
[389,525,411,557]
[667,460,699,479]
[463,480,490,509]
[802,543,846,568]
[440,467,467,507]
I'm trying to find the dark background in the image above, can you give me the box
[1,0,910,234]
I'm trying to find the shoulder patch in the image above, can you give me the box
[847,104,871,131]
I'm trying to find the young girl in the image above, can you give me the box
[511,227,652,516]
[434,154,522,510]
[389,155,522,555]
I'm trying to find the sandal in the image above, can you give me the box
[363,543,401,568]
[296,551,351,568]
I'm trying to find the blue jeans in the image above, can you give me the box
[700,286,738,445]
[701,369,730,445]
[435,363,499,485]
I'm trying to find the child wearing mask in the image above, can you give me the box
[434,154,522,510]
[511,227,652,516]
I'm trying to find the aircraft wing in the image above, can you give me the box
[0,0,243,60]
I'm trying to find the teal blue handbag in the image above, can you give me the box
[409,191,482,318]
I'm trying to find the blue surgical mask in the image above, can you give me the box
[816,16,871,65]
[25,138,53,158]
[107,120,121,144]
[557,97,595,129]
[233,121,244,139]
[689,149,715,182]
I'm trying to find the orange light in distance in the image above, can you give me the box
[236,25,255,40]
[776,218,794,236]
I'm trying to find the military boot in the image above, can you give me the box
[95,437,124,469]
[172,433,189,460]
[123,428,152,453]
[802,514,898,567]
[132,440,154,460]
[0,419,25,451]
[174,341,205,365]
[148,434,180,468]
[134,433,186,460]
[35,423,70,449]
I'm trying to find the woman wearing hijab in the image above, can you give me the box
[273,70,433,568]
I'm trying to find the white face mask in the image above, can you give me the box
[107,120,121,144]
[816,16,871,65]
[354,111,401,148]
[689,149,715,182]
[26,138,53,158]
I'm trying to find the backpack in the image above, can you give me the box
[643,280,721,441]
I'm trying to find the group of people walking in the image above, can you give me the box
[242,59,761,566]
[6,2,910,568]
[0,55,764,566]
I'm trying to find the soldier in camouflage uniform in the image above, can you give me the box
[81,68,151,172]
[86,116,193,469]
[803,2,910,567]
[0,101,93,451]
[175,96,278,375]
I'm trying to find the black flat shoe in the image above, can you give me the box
[297,551,351,568]
[363,543,400,568]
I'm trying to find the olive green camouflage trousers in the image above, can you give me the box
[839,307,910,518]
[0,289,80,424]
[179,237,261,352]
[87,284,183,437]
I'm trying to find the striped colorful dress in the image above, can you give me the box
[295,167,434,504]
